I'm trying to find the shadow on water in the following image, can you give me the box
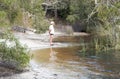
[31,46,120,79]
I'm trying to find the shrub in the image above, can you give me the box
[0,31,30,69]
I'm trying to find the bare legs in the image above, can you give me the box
[50,34,53,46]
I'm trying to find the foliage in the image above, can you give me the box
[0,0,120,51]
[0,11,9,27]
[52,0,95,23]
[0,0,48,33]
[32,0,49,33]
[0,31,30,68]
[95,1,120,49]
[65,0,120,51]
[33,16,49,33]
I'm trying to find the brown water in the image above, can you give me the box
[1,33,120,79]
[31,46,120,79]
[53,36,90,43]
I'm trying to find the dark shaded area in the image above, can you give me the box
[42,2,87,32]
[0,3,9,11]
[0,61,29,77]
[45,9,87,32]
[45,9,69,19]
[72,21,87,32]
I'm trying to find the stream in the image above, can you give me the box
[0,33,120,79]
[30,36,120,79]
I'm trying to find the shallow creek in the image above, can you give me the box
[29,36,120,79]
[0,35,120,79]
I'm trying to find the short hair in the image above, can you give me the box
[50,21,55,25]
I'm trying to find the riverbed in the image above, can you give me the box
[0,32,120,79]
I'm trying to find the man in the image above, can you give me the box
[49,21,55,46]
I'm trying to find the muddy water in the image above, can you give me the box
[31,46,120,79]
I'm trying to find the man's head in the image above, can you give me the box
[50,21,55,25]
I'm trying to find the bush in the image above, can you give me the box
[0,31,30,69]
[34,20,49,33]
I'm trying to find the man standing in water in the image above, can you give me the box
[49,21,55,46]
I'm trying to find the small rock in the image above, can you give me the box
[53,74,57,76]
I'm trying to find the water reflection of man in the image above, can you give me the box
[49,47,57,62]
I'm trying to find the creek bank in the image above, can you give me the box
[0,32,89,79]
